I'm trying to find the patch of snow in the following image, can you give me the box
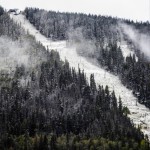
[118,41,138,61]
[10,13,150,139]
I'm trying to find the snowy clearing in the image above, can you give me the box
[117,40,138,61]
[120,43,137,59]
[10,13,150,139]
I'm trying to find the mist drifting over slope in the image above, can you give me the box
[0,36,29,71]
[67,28,97,58]
[0,35,47,74]
[119,22,150,59]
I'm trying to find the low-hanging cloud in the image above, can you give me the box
[0,36,29,72]
[67,27,97,58]
[0,35,46,75]
[119,22,150,59]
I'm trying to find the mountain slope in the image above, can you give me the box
[0,10,148,149]
[10,13,150,139]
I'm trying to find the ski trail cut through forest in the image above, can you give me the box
[10,13,150,139]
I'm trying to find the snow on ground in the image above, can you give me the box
[117,26,138,61]
[118,41,138,61]
[10,13,150,139]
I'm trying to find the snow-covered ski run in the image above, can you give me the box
[10,13,150,139]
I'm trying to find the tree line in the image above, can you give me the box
[0,7,149,149]
[24,7,150,109]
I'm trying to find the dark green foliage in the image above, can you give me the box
[0,12,23,39]
[0,134,149,150]
[0,8,149,149]
[24,7,120,41]
[0,48,147,148]
[98,43,150,108]
[0,6,4,16]
[24,7,150,43]
[23,8,150,109]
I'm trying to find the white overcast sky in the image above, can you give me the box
[1,0,149,22]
